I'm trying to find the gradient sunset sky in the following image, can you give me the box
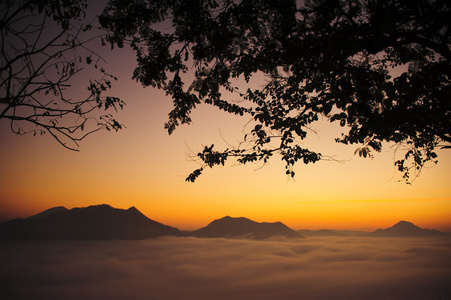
[1,1,450,231]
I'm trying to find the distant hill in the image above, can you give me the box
[371,221,447,237]
[190,216,304,240]
[298,221,448,238]
[3,207,448,240]
[0,204,181,240]
[298,229,368,237]
[26,206,68,220]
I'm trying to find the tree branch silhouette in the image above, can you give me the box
[100,0,450,182]
[1,0,125,150]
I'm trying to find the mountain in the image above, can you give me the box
[371,221,446,237]
[298,229,368,237]
[26,206,68,220]
[190,216,304,240]
[0,204,181,240]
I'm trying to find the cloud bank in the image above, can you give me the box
[1,236,450,300]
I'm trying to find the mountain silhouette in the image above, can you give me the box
[190,216,304,240]
[0,204,181,240]
[26,206,68,220]
[298,229,368,237]
[372,221,446,237]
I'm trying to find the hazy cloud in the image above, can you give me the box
[1,237,450,300]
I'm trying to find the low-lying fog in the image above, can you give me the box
[1,236,450,300]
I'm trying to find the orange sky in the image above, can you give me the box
[1,3,450,232]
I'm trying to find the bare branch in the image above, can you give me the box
[1,0,124,149]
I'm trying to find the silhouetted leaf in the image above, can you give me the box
[100,0,451,182]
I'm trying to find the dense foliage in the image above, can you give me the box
[0,0,124,150]
[100,0,450,182]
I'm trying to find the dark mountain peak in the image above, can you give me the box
[393,220,419,229]
[214,216,253,224]
[79,204,113,210]
[27,206,68,220]
[397,220,412,224]
[0,204,181,240]
[218,216,248,221]
[191,216,304,240]
[68,204,112,214]
[126,206,147,217]
[373,220,445,237]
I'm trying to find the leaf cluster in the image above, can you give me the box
[100,0,450,182]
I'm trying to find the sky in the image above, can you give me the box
[1,1,450,231]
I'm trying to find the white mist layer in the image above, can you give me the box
[1,236,450,300]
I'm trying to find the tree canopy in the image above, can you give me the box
[99,0,450,182]
[0,0,124,150]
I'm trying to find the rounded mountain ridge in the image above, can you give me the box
[192,216,304,240]
[0,204,181,240]
[373,220,445,237]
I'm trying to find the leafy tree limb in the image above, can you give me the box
[100,0,450,182]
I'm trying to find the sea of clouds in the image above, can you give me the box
[1,236,450,300]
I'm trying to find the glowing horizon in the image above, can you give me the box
[1,17,450,233]
[1,74,450,231]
